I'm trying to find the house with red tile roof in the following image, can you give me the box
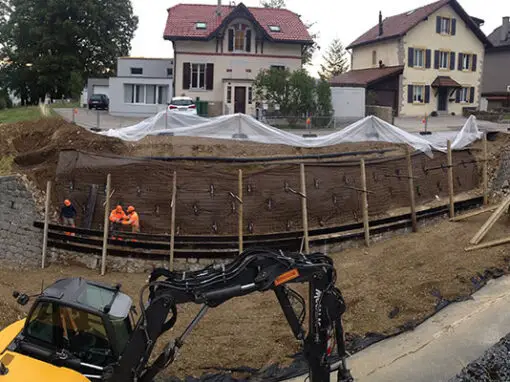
[163,2,313,116]
[331,0,492,117]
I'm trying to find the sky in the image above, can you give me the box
[130,0,509,77]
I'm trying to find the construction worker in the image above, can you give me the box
[60,199,76,236]
[122,206,140,233]
[109,205,126,239]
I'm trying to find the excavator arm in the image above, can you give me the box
[108,248,353,382]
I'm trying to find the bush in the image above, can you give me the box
[430,111,438,117]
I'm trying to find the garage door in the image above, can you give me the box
[92,85,109,98]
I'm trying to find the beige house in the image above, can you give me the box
[163,2,313,116]
[333,0,492,117]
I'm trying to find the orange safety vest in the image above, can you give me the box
[124,211,140,229]
[110,209,126,223]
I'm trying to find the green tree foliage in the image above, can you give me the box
[260,0,286,7]
[253,67,332,118]
[0,0,138,104]
[319,38,348,80]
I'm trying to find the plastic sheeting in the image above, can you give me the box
[98,112,482,156]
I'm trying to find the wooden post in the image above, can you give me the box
[101,174,111,276]
[238,169,244,254]
[483,133,488,205]
[169,171,177,271]
[406,147,418,232]
[41,181,51,269]
[447,140,455,218]
[300,163,309,253]
[360,159,370,247]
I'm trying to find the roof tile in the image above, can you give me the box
[330,66,404,87]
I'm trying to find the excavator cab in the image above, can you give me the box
[9,278,133,379]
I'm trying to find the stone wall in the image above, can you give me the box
[366,105,394,123]
[0,175,43,266]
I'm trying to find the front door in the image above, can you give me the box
[234,87,246,114]
[438,87,448,112]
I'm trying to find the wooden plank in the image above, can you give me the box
[469,195,510,245]
[41,181,51,269]
[450,205,498,222]
[83,184,98,229]
[483,133,488,205]
[406,147,417,232]
[360,159,370,247]
[101,174,111,276]
[465,236,510,252]
[238,169,244,254]
[447,140,455,218]
[169,171,177,271]
[300,163,310,253]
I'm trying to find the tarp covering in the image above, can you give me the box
[98,112,482,156]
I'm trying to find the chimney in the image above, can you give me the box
[378,11,383,36]
[501,16,510,42]
[216,0,222,16]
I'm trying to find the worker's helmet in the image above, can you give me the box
[64,199,71,207]
[127,206,135,213]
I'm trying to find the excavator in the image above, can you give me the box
[0,248,353,382]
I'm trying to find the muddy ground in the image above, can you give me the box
[1,212,510,379]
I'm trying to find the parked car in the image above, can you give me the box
[168,96,197,114]
[88,94,109,110]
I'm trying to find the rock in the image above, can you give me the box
[503,180,509,189]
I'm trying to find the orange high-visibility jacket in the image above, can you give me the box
[109,209,127,223]
[123,212,140,228]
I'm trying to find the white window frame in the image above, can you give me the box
[460,87,469,103]
[462,54,471,71]
[230,23,251,52]
[439,51,449,69]
[190,63,207,90]
[413,85,425,104]
[414,49,425,68]
[440,17,451,34]
[124,84,169,105]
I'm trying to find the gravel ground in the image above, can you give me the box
[451,333,510,381]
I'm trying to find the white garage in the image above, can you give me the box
[331,87,366,120]
[92,85,109,98]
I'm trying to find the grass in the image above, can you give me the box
[0,156,14,175]
[0,101,80,124]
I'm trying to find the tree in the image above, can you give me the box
[319,38,348,80]
[260,0,286,7]
[0,0,138,103]
[315,78,333,117]
[302,22,319,67]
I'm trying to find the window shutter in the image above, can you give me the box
[425,49,431,68]
[458,53,463,70]
[434,50,440,69]
[228,29,234,52]
[408,85,414,103]
[451,18,456,35]
[455,89,460,103]
[472,54,477,72]
[246,30,252,52]
[408,47,414,67]
[182,63,191,90]
[425,85,430,103]
[469,87,475,103]
[206,63,214,90]
[436,16,441,33]
[450,52,455,70]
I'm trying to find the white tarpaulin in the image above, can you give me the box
[99,112,482,156]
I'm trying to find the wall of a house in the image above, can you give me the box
[351,40,402,70]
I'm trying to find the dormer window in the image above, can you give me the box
[268,25,281,32]
[196,22,207,30]
[228,23,252,52]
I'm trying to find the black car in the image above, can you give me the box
[88,94,109,110]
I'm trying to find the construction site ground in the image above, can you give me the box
[1,211,510,380]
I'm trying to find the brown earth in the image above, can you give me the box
[1,212,510,379]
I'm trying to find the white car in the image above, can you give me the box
[168,96,197,114]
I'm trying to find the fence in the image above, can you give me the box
[36,139,489,274]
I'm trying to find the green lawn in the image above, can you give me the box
[0,101,79,124]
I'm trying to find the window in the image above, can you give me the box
[146,85,156,104]
[372,50,377,65]
[235,29,246,50]
[248,87,253,104]
[195,22,207,29]
[269,25,281,32]
[228,23,251,52]
[130,67,143,75]
[124,84,145,103]
[440,17,451,34]
[227,86,232,103]
[460,87,469,103]
[25,302,56,345]
[191,63,206,89]
[413,85,424,103]
[414,49,425,68]
[439,51,449,69]
[158,86,168,105]
[270,65,285,71]
[167,68,173,77]
[124,84,168,104]
[462,54,471,71]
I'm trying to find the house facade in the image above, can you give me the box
[334,0,491,117]
[163,2,312,116]
[481,17,510,110]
